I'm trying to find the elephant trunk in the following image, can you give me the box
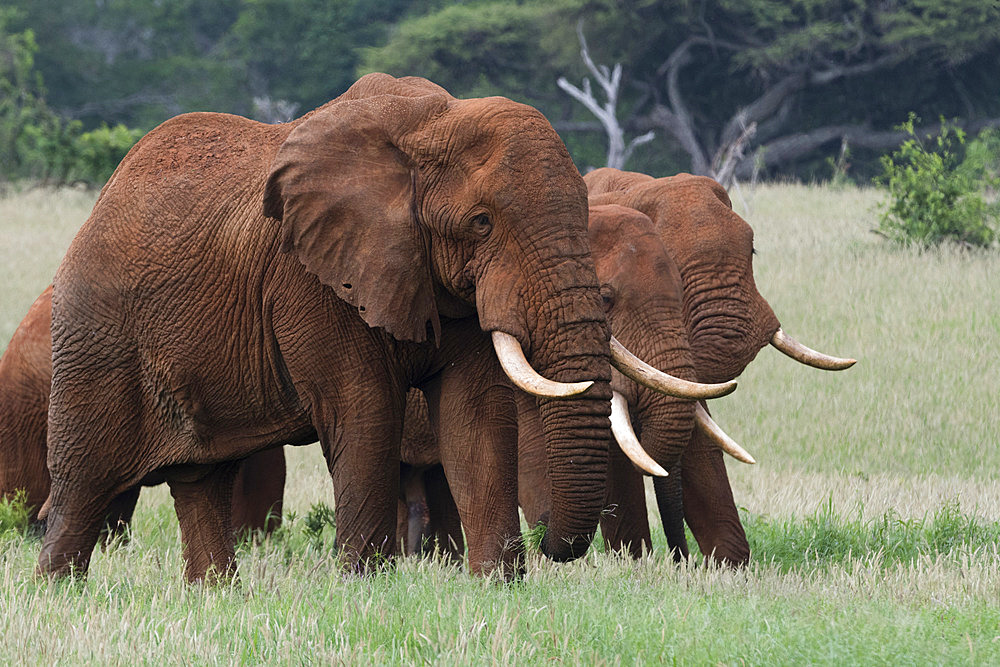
[636,399,696,473]
[524,246,613,562]
[618,317,698,472]
[533,356,612,561]
[476,214,613,562]
[683,271,780,383]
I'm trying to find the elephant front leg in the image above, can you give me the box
[318,395,404,574]
[601,444,652,559]
[678,410,750,567]
[423,465,464,562]
[423,347,523,580]
[167,461,241,583]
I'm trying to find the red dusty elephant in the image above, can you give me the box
[397,204,745,559]
[586,168,855,566]
[38,74,682,582]
[0,286,285,537]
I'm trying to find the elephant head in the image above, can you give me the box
[586,169,854,383]
[262,74,637,561]
[586,168,854,565]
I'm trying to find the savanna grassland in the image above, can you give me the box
[0,184,998,664]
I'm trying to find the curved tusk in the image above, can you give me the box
[491,331,594,398]
[770,329,856,370]
[695,403,756,464]
[610,391,668,477]
[609,336,737,400]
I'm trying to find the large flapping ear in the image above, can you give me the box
[263,94,447,343]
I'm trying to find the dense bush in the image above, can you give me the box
[1,11,143,187]
[0,490,33,538]
[876,114,999,248]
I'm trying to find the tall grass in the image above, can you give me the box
[1,184,999,663]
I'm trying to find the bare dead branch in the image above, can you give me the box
[556,21,654,169]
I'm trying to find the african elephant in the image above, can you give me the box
[586,168,855,566]
[39,73,673,582]
[0,286,285,537]
[395,204,743,559]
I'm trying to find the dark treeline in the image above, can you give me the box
[2,0,999,183]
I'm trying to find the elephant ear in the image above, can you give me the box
[263,94,447,343]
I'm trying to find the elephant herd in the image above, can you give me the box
[0,73,854,583]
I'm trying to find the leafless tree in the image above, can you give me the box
[556,22,654,171]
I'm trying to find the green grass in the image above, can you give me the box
[2,184,1000,663]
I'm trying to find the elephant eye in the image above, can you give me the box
[470,213,492,237]
[600,284,616,311]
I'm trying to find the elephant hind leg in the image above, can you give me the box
[167,461,241,583]
[423,465,464,563]
[231,447,286,539]
[100,487,142,547]
[601,444,652,559]
[37,485,122,577]
[40,381,148,577]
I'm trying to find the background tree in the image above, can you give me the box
[363,0,1000,179]
[2,0,999,181]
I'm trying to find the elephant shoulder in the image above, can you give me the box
[111,112,292,190]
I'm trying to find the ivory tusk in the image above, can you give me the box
[770,329,856,370]
[611,391,669,477]
[609,336,737,399]
[491,331,594,398]
[695,402,756,464]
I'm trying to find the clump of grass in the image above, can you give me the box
[744,499,1000,570]
[0,490,34,538]
[522,523,547,553]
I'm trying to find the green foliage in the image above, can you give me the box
[0,490,34,538]
[0,8,59,179]
[302,502,336,542]
[877,114,999,248]
[67,123,145,184]
[0,11,143,185]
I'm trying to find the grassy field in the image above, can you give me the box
[1,183,999,663]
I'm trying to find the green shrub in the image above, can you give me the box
[876,114,999,248]
[302,502,336,542]
[68,123,145,185]
[0,489,34,537]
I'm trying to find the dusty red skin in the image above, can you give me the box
[398,204,701,561]
[39,73,612,582]
[587,168,784,567]
[0,285,285,537]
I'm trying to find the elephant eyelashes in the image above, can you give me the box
[600,285,616,311]
[470,213,492,237]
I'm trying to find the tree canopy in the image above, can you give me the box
[2,0,999,182]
